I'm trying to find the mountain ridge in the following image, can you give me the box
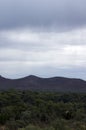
[0,75,86,92]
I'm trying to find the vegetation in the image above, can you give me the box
[0,90,86,130]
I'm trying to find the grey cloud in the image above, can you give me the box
[0,30,63,52]
[0,0,86,79]
[0,0,86,30]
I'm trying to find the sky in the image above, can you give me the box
[0,0,86,79]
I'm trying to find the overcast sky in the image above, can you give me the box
[0,0,86,79]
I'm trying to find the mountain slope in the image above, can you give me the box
[0,75,86,92]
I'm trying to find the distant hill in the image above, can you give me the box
[0,75,86,92]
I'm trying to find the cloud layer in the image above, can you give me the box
[0,27,86,79]
[0,0,86,30]
[0,0,86,79]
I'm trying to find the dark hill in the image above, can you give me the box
[0,75,86,92]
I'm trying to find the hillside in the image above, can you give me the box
[0,75,86,92]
